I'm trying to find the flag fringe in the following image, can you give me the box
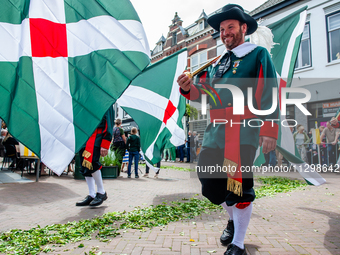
[82,150,91,159]
[227,178,243,197]
[82,159,93,170]
[223,158,238,176]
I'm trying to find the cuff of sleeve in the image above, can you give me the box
[260,121,279,140]
[101,139,111,150]
[179,85,200,100]
[332,122,340,128]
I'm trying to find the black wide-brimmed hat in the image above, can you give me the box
[207,4,258,35]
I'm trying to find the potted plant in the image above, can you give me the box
[99,150,120,179]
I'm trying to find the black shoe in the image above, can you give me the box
[128,175,131,178]
[135,175,139,178]
[76,195,94,206]
[220,219,234,246]
[89,192,108,207]
[224,244,247,255]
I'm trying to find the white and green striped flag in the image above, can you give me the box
[117,50,187,164]
[255,6,325,185]
[0,0,150,175]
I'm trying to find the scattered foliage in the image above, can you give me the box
[0,177,307,254]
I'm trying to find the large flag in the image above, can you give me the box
[0,0,150,175]
[117,50,187,164]
[254,6,325,185]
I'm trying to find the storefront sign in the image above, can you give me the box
[323,101,340,117]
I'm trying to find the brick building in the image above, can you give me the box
[150,9,224,138]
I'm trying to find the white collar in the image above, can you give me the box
[213,42,257,67]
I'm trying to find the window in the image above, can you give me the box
[327,12,340,62]
[191,51,207,72]
[216,38,225,56]
[307,102,323,119]
[158,43,162,52]
[123,110,130,119]
[295,23,311,69]
[199,21,204,31]
[172,32,177,46]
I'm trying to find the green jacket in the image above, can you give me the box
[127,134,140,152]
[182,43,279,149]
[293,131,309,148]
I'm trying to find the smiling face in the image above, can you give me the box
[220,19,247,50]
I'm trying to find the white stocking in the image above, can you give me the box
[85,176,96,198]
[221,202,233,220]
[92,170,105,195]
[232,202,253,249]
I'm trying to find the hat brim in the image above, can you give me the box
[207,7,258,35]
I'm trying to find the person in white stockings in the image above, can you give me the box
[177,4,279,255]
[76,107,114,207]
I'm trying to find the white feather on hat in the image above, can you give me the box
[249,25,279,57]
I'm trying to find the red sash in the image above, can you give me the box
[82,128,102,170]
[210,107,256,197]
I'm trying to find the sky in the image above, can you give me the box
[129,0,268,50]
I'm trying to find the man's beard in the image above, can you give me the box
[223,28,243,50]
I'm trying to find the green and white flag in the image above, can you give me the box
[254,6,325,185]
[117,50,187,164]
[0,0,150,175]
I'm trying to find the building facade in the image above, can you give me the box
[150,9,223,139]
[117,0,340,137]
[250,0,340,131]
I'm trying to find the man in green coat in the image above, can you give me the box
[76,106,115,207]
[177,4,279,255]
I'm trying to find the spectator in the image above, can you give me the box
[121,149,129,174]
[2,132,19,168]
[275,149,283,167]
[177,142,185,163]
[190,131,196,163]
[127,127,140,178]
[321,121,338,166]
[144,161,161,178]
[293,125,309,162]
[318,126,327,165]
[169,146,177,162]
[264,150,277,167]
[111,119,126,176]
[186,130,191,162]
[194,132,200,161]
[162,148,170,161]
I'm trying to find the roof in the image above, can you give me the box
[249,0,285,16]
[156,35,166,44]
[196,9,208,21]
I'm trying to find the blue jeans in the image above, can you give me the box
[327,144,336,165]
[128,151,139,176]
[178,145,184,161]
[186,147,190,162]
[265,150,277,166]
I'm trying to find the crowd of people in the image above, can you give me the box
[162,130,201,163]
[292,121,340,166]
[263,120,340,169]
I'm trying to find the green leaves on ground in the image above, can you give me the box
[0,176,307,254]
[255,176,307,198]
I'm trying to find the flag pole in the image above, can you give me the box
[185,55,221,78]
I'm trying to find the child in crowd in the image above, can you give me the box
[126,127,141,178]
